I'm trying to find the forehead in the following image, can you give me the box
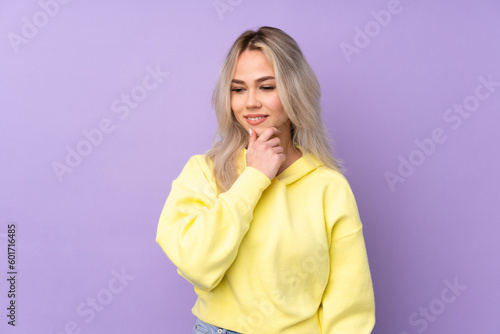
[233,50,274,78]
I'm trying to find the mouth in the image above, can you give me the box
[244,114,268,125]
[246,116,267,121]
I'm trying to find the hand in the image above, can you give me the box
[246,127,286,180]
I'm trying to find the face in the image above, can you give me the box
[230,50,291,141]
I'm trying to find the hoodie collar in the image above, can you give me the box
[240,146,324,186]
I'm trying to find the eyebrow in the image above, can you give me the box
[231,76,275,84]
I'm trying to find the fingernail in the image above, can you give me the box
[249,129,252,136]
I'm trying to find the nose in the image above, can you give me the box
[246,89,261,109]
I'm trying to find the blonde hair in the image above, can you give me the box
[206,26,343,195]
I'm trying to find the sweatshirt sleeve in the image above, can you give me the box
[156,155,271,292]
[319,174,375,333]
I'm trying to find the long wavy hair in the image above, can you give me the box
[205,26,343,195]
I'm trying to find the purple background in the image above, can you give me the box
[1,0,499,333]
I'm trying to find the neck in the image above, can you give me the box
[276,131,302,175]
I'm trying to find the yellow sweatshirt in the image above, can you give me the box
[156,147,375,333]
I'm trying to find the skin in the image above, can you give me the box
[230,49,302,180]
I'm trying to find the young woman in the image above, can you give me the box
[156,26,375,333]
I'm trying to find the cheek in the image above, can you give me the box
[268,94,286,116]
[230,95,244,114]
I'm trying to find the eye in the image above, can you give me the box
[231,87,244,93]
[261,85,275,91]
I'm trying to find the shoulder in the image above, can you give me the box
[174,153,215,184]
[309,164,354,196]
[315,165,349,184]
[180,153,213,172]
[171,154,217,197]
[311,166,361,228]
[315,166,362,240]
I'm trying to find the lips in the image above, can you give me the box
[244,114,268,125]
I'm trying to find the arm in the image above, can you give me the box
[156,155,271,292]
[319,176,375,333]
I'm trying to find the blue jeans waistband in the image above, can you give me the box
[193,317,243,334]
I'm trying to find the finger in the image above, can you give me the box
[248,128,257,148]
[279,152,286,163]
[257,127,281,142]
[266,137,281,148]
[273,146,284,154]
[253,127,265,138]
